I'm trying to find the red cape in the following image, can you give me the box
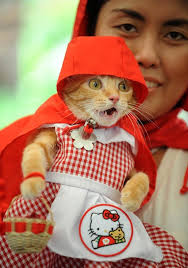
[0,36,156,232]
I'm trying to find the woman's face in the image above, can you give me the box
[95,0,188,120]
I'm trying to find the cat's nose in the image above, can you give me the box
[109,96,119,104]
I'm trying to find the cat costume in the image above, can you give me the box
[0,36,163,266]
[0,36,187,267]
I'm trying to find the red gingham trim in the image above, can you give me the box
[5,221,53,235]
[4,222,11,232]
[31,223,46,234]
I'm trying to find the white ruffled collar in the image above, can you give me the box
[42,123,137,154]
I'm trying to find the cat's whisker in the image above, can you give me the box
[129,106,159,135]
[55,108,82,125]
[128,110,153,148]
[129,103,159,129]
[129,113,147,145]
[129,103,159,130]
[128,111,151,147]
[126,112,137,137]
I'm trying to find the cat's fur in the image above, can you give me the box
[21,75,149,212]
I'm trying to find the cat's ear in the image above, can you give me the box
[63,76,78,93]
[63,75,89,94]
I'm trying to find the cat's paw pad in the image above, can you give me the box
[20,177,45,200]
[120,190,142,212]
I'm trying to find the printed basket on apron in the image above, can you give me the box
[3,195,54,254]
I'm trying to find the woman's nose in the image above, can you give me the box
[133,35,160,69]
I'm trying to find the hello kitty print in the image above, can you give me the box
[90,209,125,249]
[79,204,133,257]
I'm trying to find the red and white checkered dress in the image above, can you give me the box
[48,126,135,191]
[1,125,188,267]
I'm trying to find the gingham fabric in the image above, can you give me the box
[1,126,187,267]
[49,126,134,192]
[1,205,188,268]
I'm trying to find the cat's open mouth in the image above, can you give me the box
[99,107,118,117]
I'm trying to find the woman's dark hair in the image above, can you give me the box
[86,0,109,35]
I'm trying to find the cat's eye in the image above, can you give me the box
[88,79,102,90]
[118,81,128,92]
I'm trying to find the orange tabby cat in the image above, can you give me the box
[21,75,149,212]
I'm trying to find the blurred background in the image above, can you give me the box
[0,0,78,128]
[0,0,187,129]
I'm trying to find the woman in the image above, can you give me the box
[81,0,188,250]
[0,0,187,267]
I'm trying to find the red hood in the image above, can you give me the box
[57,36,148,104]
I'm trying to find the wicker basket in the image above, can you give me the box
[3,195,55,254]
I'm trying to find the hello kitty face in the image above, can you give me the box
[89,209,120,237]
[80,204,132,255]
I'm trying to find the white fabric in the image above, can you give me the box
[46,172,121,203]
[41,123,137,154]
[47,183,163,262]
[136,148,188,250]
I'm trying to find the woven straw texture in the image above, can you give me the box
[4,196,54,254]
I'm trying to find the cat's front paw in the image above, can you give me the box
[120,189,143,212]
[120,172,149,212]
[20,177,45,200]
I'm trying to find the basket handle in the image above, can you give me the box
[4,195,54,223]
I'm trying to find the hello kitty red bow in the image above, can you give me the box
[103,209,120,222]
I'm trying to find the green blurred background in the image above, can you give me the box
[0,0,78,129]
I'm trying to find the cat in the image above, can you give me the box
[21,75,149,212]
